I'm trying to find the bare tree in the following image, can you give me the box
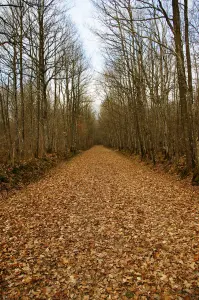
[0,0,96,164]
[94,0,199,175]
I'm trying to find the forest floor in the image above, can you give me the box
[0,152,77,200]
[1,146,199,300]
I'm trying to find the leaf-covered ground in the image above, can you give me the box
[1,146,199,299]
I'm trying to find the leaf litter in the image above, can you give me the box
[1,146,199,299]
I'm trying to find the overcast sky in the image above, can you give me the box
[70,0,104,109]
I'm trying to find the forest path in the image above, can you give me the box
[1,146,199,299]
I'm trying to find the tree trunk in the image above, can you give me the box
[172,0,195,169]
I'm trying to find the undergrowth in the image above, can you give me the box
[0,152,78,199]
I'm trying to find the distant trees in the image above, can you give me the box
[94,0,199,172]
[0,0,95,163]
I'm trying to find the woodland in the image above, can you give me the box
[1,1,199,299]
[0,0,96,165]
[0,0,199,183]
[95,0,199,180]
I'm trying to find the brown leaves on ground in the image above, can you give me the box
[0,154,60,199]
[1,146,199,299]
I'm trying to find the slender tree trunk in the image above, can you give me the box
[172,0,195,169]
[36,61,41,158]
[184,0,193,103]
[184,0,198,168]
[19,0,25,158]
[13,40,20,162]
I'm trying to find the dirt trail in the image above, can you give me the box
[1,146,199,299]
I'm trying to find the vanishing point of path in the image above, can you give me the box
[1,146,199,299]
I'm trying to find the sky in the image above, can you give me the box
[70,0,104,109]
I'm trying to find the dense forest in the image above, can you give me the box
[0,0,95,164]
[2,1,199,298]
[95,0,199,176]
[1,0,199,178]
